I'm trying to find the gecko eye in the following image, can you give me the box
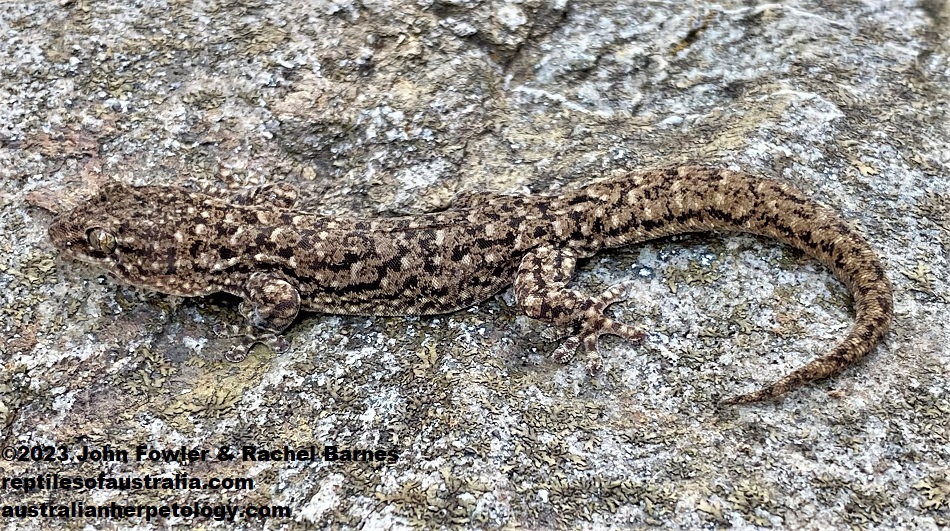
[86,227,117,254]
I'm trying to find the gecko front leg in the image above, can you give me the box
[513,245,645,371]
[223,272,300,361]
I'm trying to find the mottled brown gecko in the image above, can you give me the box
[46,166,893,404]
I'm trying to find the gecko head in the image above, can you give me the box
[48,182,215,295]
[48,183,134,265]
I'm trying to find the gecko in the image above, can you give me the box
[46,166,893,405]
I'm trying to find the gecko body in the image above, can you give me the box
[47,166,893,404]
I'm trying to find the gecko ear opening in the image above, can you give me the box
[86,227,117,254]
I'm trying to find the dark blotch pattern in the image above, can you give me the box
[46,166,893,405]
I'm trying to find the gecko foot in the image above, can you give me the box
[214,323,289,362]
[222,334,289,362]
[550,281,645,372]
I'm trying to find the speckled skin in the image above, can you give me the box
[47,166,892,404]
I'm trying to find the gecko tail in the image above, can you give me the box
[719,248,893,406]
[684,167,895,406]
[584,166,893,405]
[721,336,887,406]
[720,344,860,405]
[719,357,845,405]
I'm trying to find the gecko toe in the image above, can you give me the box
[550,315,644,373]
[591,280,638,309]
[224,342,251,363]
[549,333,604,372]
[223,333,288,363]
[551,336,581,362]
[584,349,604,373]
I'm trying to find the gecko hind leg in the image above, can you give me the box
[514,246,645,373]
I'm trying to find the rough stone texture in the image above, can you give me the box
[1,0,947,529]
